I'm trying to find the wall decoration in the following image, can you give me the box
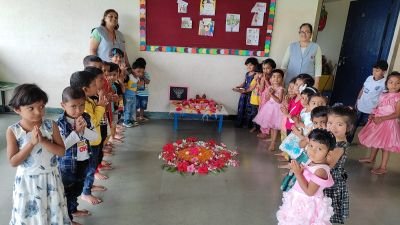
[226,14,240,32]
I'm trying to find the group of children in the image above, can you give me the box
[234,57,400,224]
[6,48,151,225]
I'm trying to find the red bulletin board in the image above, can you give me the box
[139,0,276,56]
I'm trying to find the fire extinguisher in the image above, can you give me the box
[319,5,328,31]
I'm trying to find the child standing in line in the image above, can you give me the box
[123,61,143,127]
[135,57,151,122]
[281,74,315,135]
[233,57,259,128]
[6,84,71,224]
[247,64,263,132]
[70,71,106,205]
[347,60,388,143]
[277,128,335,224]
[253,69,285,151]
[257,58,276,138]
[83,55,103,69]
[279,78,297,141]
[57,87,99,225]
[325,105,356,224]
[358,72,400,174]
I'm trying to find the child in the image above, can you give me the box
[324,105,356,224]
[247,64,263,132]
[233,57,259,128]
[6,84,71,224]
[256,58,276,138]
[281,73,315,135]
[123,61,142,127]
[58,87,99,224]
[358,72,400,174]
[135,57,151,122]
[279,78,297,141]
[70,71,106,205]
[253,69,285,151]
[83,55,103,69]
[347,60,388,143]
[276,128,335,224]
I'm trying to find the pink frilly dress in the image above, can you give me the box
[253,86,284,130]
[358,92,400,152]
[276,164,334,225]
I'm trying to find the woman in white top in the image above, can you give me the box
[281,23,322,88]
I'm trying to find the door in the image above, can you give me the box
[330,0,400,106]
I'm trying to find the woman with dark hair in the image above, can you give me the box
[281,23,322,88]
[89,9,131,67]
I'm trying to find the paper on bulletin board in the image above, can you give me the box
[226,14,240,32]
[181,17,192,29]
[251,2,267,26]
[246,28,260,46]
[199,18,215,36]
[200,0,216,16]
[177,0,188,13]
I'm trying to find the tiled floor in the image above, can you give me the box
[0,114,399,225]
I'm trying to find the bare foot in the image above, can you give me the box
[267,143,276,151]
[103,151,113,156]
[101,160,112,166]
[257,133,269,139]
[359,158,374,163]
[102,148,113,154]
[72,209,91,217]
[72,221,83,225]
[99,164,113,171]
[81,194,102,205]
[110,137,124,144]
[91,185,107,192]
[371,168,387,175]
[249,127,257,133]
[278,163,290,169]
[114,133,125,139]
[95,172,108,180]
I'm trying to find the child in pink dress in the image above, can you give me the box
[277,128,335,225]
[358,72,400,175]
[253,69,285,151]
[257,59,276,138]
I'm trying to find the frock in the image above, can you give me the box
[9,119,71,225]
[358,92,400,152]
[253,86,284,130]
[323,141,350,224]
[276,164,334,225]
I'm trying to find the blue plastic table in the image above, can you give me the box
[169,103,228,132]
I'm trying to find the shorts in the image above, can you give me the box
[136,95,148,110]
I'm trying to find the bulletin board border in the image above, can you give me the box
[139,0,276,57]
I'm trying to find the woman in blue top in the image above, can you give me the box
[281,23,322,88]
[89,9,131,67]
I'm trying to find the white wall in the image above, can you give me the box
[0,0,321,114]
[316,0,351,69]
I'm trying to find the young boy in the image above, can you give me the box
[135,57,151,121]
[123,62,141,127]
[57,87,98,225]
[347,60,388,144]
[70,70,106,205]
[83,55,103,69]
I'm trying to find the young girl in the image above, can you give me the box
[257,58,276,138]
[277,128,335,224]
[281,74,315,135]
[358,72,400,175]
[279,78,297,141]
[253,69,285,151]
[324,105,356,224]
[233,57,259,128]
[6,84,71,224]
[247,64,263,132]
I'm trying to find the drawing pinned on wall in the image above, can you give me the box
[199,18,215,36]
[177,0,188,13]
[251,2,267,26]
[200,0,216,16]
[181,17,192,29]
[246,28,260,46]
[226,14,240,32]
